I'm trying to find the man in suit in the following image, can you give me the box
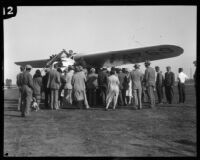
[20,65,34,117]
[98,68,108,107]
[16,66,24,111]
[42,68,50,109]
[47,63,61,110]
[117,68,126,106]
[164,66,175,104]
[144,60,156,108]
[130,64,143,109]
[86,68,98,107]
[155,66,164,104]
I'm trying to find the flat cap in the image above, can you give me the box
[155,66,160,69]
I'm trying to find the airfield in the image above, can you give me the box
[4,85,196,157]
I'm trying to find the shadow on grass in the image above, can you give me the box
[4,114,22,117]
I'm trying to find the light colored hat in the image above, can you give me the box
[25,64,32,69]
[90,68,95,72]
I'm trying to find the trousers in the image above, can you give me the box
[156,85,163,103]
[21,85,33,116]
[178,83,185,103]
[165,86,174,104]
[133,88,142,109]
[87,88,97,107]
[50,89,59,109]
[146,86,155,108]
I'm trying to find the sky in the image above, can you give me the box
[3,6,196,84]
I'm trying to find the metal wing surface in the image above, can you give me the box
[74,45,183,68]
[15,59,49,68]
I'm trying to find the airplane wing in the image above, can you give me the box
[74,45,183,68]
[15,59,49,68]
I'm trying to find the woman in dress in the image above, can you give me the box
[105,69,120,110]
[125,68,133,105]
[33,70,43,109]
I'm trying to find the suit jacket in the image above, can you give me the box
[156,71,164,87]
[144,67,155,87]
[21,71,34,90]
[164,71,175,86]
[98,70,108,89]
[130,69,143,90]
[42,72,49,90]
[87,73,98,89]
[16,72,24,87]
[47,69,61,90]
[118,72,126,90]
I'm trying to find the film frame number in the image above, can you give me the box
[3,6,17,19]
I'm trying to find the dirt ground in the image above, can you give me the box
[4,85,196,157]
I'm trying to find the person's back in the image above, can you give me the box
[72,71,86,91]
[33,76,42,95]
[47,69,60,89]
[118,71,126,90]
[22,71,34,89]
[130,69,143,89]
[64,70,74,89]
[98,70,107,88]
[42,72,49,90]
[17,72,24,87]
[87,72,98,89]
[145,66,155,86]
[107,74,119,92]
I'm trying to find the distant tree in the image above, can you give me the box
[6,79,12,88]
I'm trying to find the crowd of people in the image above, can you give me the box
[16,60,196,117]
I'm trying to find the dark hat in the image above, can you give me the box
[155,66,160,69]
[134,63,140,68]
[144,60,151,65]
[166,66,171,69]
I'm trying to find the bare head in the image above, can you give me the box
[144,60,151,68]
[166,66,171,72]
[155,66,160,72]
[178,68,183,73]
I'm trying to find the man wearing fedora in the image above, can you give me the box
[155,66,164,104]
[164,66,175,104]
[20,65,34,117]
[144,60,156,108]
[130,63,143,109]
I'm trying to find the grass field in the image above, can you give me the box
[4,85,196,157]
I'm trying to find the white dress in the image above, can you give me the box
[126,80,133,97]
